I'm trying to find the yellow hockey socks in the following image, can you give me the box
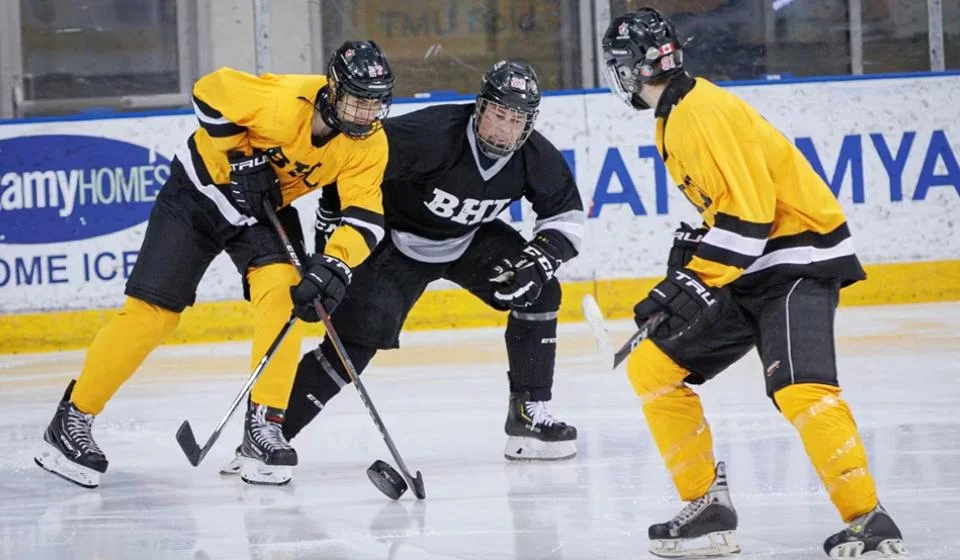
[627,340,716,500]
[247,263,305,410]
[72,297,181,415]
[775,383,879,522]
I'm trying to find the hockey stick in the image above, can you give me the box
[176,315,297,466]
[581,294,664,369]
[262,203,427,500]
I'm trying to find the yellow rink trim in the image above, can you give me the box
[2,259,958,355]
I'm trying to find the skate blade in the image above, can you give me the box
[828,539,908,559]
[34,442,101,489]
[650,530,741,558]
[219,455,241,476]
[503,436,577,461]
[239,456,292,486]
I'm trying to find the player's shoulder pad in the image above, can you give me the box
[342,125,389,166]
[384,103,472,135]
[518,129,570,169]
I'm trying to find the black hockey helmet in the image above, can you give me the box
[601,8,684,110]
[473,60,541,159]
[320,40,395,138]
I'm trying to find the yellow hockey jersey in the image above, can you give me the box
[654,76,866,290]
[175,67,386,268]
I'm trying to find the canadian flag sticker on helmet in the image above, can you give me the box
[618,22,629,37]
[659,43,675,55]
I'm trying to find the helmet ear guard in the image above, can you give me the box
[601,8,684,110]
[473,59,542,159]
[320,41,396,138]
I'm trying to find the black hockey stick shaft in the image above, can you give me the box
[176,314,297,466]
[263,203,426,499]
[612,313,664,368]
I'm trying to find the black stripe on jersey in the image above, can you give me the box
[714,212,772,239]
[694,243,757,269]
[193,94,224,119]
[193,95,246,138]
[199,120,246,138]
[764,223,852,252]
[186,133,215,186]
[342,206,386,250]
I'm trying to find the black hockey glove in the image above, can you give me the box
[489,233,564,309]
[290,254,352,322]
[314,196,342,254]
[228,152,282,222]
[634,267,718,340]
[668,222,708,270]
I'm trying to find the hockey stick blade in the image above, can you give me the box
[174,312,297,468]
[176,420,202,467]
[581,294,664,369]
[410,471,426,499]
[581,294,613,364]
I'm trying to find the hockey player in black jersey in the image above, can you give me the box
[222,60,584,472]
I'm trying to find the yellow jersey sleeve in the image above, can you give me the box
[191,67,277,156]
[323,130,388,268]
[676,110,776,288]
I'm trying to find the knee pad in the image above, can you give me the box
[248,263,300,309]
[122,296,181,342]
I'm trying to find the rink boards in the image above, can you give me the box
[1,73,959,353]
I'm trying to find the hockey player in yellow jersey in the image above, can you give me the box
[35,41,394,487]
[601,9,906,559]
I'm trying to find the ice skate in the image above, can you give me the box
[237,400,298,485]
[34,380,109,489]
[823,504,907,558]
[648,462,740,558]
[504,391,577,461]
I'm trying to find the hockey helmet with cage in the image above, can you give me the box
[473,60,541,159]
[601,8,684,110]
[320,41,395,138]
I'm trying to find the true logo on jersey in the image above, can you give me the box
[423,187,513,226]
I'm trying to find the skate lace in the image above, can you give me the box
[66,408,103,455]
[671,494,710,527]
[250,407,289,452]
[524,401,560,427]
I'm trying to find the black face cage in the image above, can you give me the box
[473,97,538,159]
[329,68,392,139]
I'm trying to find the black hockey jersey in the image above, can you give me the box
[378,103,584,263]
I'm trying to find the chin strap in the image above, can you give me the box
[631,92,651,110]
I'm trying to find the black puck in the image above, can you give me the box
[367,459,408,500]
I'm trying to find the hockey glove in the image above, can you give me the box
[667,222,708,270]
[228,152,282,222]
[634,267,718,340]
[489,234,563,309]
[290,254,352,322]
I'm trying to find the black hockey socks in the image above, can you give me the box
[282,338,377,440]
[505,310,558,402]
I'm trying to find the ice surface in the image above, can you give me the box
[1,302,958,559]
